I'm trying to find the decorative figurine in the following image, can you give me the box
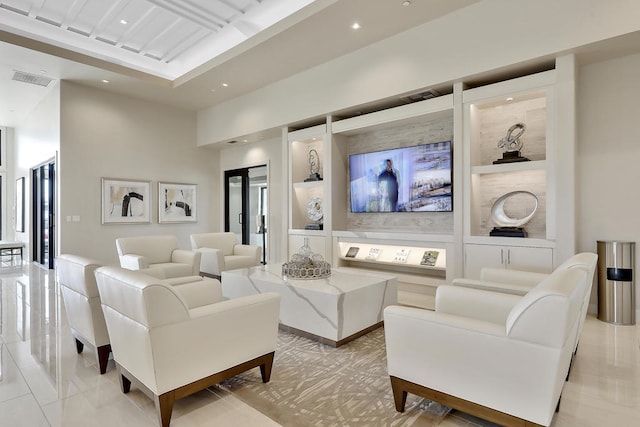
[304,149,322,181]
[489,190,538,237]
[493,122,530,164]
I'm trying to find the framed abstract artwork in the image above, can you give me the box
[101,178,151,224]
[158,182,197,223]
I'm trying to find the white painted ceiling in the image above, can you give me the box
[0,0,317,80]
[1,0,490,127]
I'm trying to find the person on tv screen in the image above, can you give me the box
[378,159,400,211]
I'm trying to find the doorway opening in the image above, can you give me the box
[224,165,267,264]
[32,159,55,269]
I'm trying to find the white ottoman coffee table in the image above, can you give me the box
[222,263,397,347]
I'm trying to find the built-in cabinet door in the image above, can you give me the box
[464,243,553,279]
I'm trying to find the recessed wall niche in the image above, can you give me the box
[345,114,454,233]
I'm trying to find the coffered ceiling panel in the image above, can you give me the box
[0,0,314,79]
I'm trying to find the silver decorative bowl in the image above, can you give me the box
[282,238,331,279]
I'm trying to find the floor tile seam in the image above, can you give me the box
[0,358,52,426]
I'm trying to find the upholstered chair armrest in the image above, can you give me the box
[451,278,531,296]
[172,277,223,309]
[161,276,203,285]
[171,249,200,265]
[119,254,148,270]
[150,293,281,393]
[480,267,549,287]
[383,305,564,426]
[436,285,521,325]
[234,244,261,259]
[196,247,225,276]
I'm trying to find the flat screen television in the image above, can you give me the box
[349,140,452,212]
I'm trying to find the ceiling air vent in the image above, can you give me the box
[12,70,54,87]
[402,89,441,103]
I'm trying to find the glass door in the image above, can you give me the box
[224,165,268,263]
[32,159,55,269]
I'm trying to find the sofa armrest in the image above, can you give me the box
[161,276,203,286]
[383,305,566,426]
[150,293,281,392]
[119,254,148,270]
[196,248,225,276]
[172,278,223,309]
[436,285,521,325]
[234,244,261,261]
[480,267,549,287]
[171,248,200,264]
[451,278,531,296]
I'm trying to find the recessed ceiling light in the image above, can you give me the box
[39,69,47,74]
[221,83,229,87]
[506,97,514,102]
[120,19,128,25]
[351,22,361,30]
[402,1,412,6]
[242,139,248,143]
[101,79,109,83]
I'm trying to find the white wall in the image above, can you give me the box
[198,0,640,145]
[59,81,218,263]
[577,53,640,317]
[13,83,61,256]
[218,137,284,263]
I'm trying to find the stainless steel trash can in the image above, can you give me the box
[597,240,635,325]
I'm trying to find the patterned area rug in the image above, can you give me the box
[217,327,451,426]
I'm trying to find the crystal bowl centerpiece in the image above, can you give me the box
[282,238,331,279]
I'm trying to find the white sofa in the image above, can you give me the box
[115,235,200,279]
[56,254,111,374]
[190,232,261,278]
[452,252,598,357]
[384,267,588,427]
[95,266,280,427]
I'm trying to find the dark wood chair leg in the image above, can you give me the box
[120,373,132,394]
[156,391,176,427]
[75,338,84,354]
[390,376,408,412]
[260,352,275,383]
[97,344,112,374]
[556,395,561,412]
[566,353,575,381]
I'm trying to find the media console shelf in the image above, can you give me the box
[332,232,452,292]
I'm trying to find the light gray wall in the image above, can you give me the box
[58,81,218,263]
[577,52,640,315]
[13,82,61,257]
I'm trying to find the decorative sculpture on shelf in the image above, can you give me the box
[493,122,530,164]
[282,238,331,279]
[489,190,538,237]
[304,149,322,181]
[305,197,323,230]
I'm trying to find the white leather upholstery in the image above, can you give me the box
[115,235,201,279]
[56,254,111,374]
[385,267,588,427]
[94,266,280,427]
[190,232,260,277]
[453,252,598,354]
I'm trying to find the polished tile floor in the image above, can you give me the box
[0,263,639,426]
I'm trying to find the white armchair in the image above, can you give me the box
[190,232,261,278]
[95,266,280,427]
[452,252,598,356]
[384,267,588,427]
[56,254,111,374]
[115,235,200,279]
